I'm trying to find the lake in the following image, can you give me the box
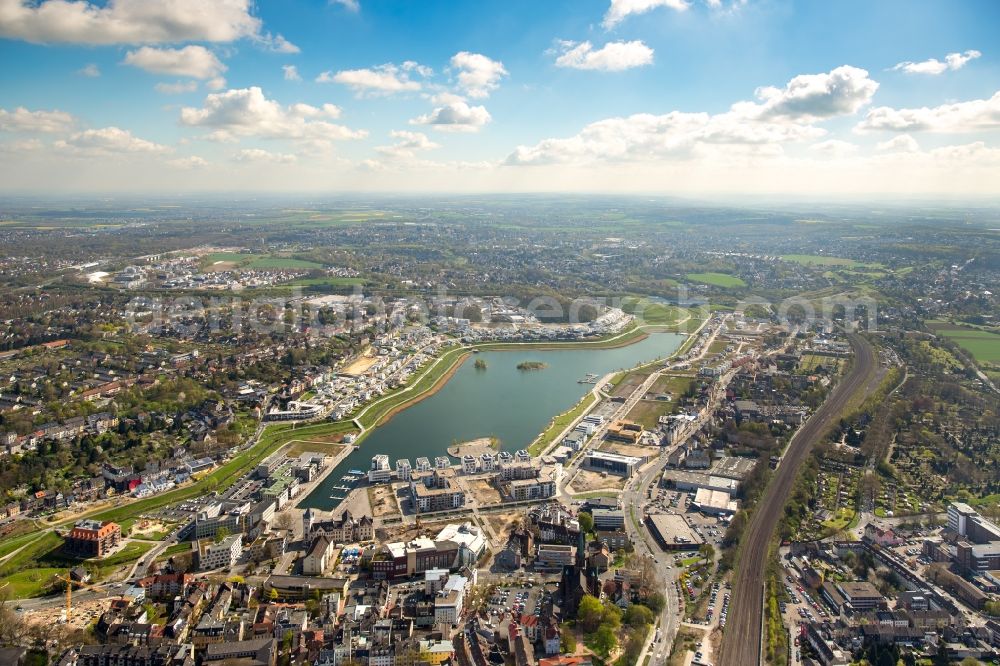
[301,331,685,510]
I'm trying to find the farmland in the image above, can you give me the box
[931,324,1000,364]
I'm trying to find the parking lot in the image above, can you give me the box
[646,489,729,549]
[484,584,549,623]
[779,568,832,665]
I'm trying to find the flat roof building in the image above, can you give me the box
[584,450,643,477]
[645,514,702,551]
[692,487,738,515]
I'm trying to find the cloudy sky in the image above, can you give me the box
[1,0,998,196]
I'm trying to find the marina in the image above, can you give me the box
[302,331,685,511]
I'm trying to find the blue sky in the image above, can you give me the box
[1,0,998,195]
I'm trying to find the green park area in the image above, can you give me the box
[685,272,746,288]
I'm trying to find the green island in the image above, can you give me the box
[516,361,549,370]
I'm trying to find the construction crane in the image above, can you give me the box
[54,573,110,624]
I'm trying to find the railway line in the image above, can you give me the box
[718,331,877,666]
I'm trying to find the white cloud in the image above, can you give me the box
[317,63,425,95]
[155,81,199,95]
[0,0,262,45]
[809,139,858,157]
[123,45,226,80]
[0,106,75,133]
[54,126,170,155]
[375,130,440,158]
[78,63,100,77]
[892,50,981,75]
[450,52,506,98]
[554,40,653,72]
[283,65,301,82]
[168,155,208,169]
[410,100,492,132]
[234,148,297,163]
[180,86,366,148]
[505,66,877,166]
[206,77,226,91]
[261,33,299,54]
[402,60,433,77]
[735,65,878,122]
[502,113,818,166]
[857,90,1000,133]
[875,135,919,153]
[603,0,690,29]
[330,0,360,11]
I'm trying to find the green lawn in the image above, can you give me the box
[685,272,746,288]
[155,542,192,561]
[99,542,154,569]
[0,531,46,560]
[2,568,64,598]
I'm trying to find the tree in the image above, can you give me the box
[624,603,654,628]
[591,624,617,657]
[699,543,715,565]
[644,592,666,614]
[576,595,604,632]
[559,623,577,654]
[214,527,230,543]
[578,511,594,534]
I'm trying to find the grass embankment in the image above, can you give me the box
[527,392,599,457]
[765,545,789,666]
[70,420,309,526]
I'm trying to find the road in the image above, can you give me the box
[718,332,877,666]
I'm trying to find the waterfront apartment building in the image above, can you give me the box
[369,455,392,484]
[410,469,466,514]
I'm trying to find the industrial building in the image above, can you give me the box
[692,487,738,515]
[662,470,739,494]
[645,514,702,551]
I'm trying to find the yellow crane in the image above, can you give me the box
[54,573,110,624]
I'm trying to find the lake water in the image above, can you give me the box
[301,331,685,510]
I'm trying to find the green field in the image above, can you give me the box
[780,254,858,267]
[932,325,1000,364]
[685,272,746,288]
[204,252,325,271]
[247,256,324,270]
[621,298,689,327]
[290,277,366,288]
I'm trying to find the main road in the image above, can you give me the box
[718,331,877,666]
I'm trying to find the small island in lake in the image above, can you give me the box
[474,358,488,370]
[517,361,548,371]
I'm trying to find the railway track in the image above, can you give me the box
[718,331,877,666]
